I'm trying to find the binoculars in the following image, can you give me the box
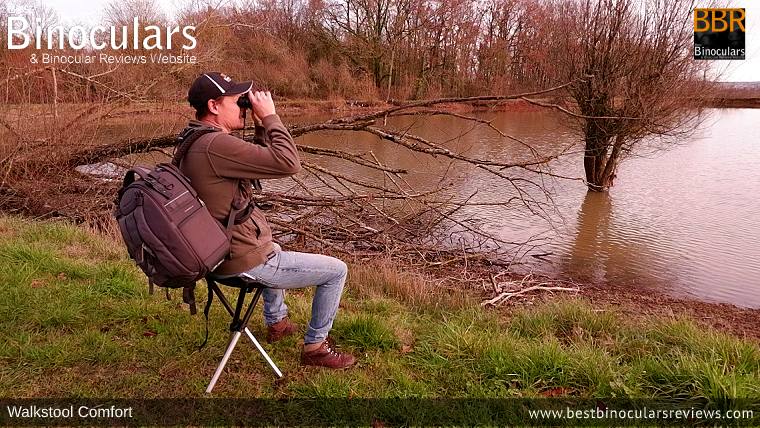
[237,93,252,110]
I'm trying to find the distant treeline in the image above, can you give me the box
[709,82,760,99]
[0,0,557,104]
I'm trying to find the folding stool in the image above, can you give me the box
[203,275,283,393]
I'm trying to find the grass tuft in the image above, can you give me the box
[335,314,400,351]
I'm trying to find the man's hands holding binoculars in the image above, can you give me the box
[237,91,276,121]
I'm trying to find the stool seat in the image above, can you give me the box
[208,274,264,289]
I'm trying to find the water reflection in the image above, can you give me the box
[563,191,673,291]
[566,192,613,283]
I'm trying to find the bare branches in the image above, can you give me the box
[297,144,407,173]
[519,97,642,121]
[9,82,591,279]
[481,273,580,306]
[534,0,713,191]
[54,68,144,102]
[330,79,586,125]
[0,68,48,88]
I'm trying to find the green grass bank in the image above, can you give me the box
[0,215,758,424]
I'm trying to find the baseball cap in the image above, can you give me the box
[187,72,253,109]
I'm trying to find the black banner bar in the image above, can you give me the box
[0,398,758,426]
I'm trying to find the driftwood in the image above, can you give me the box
[481,273,580,306]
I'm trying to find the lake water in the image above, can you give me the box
[290,108,760,309]
[103,107,760,308]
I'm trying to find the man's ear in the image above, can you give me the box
[207,98,219,115]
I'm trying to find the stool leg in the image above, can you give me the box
[206,331,242,394]
[244,327,283,378]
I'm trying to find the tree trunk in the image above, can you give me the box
[584,136,615,192]
[599,139,623,188]
[386,47,394,102]
[51,67,59,120]
[5,68,9,104]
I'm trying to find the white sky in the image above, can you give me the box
[41,0,182,25]
[38,0,760,82]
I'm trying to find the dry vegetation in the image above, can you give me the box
[0,0,724,298]
[0,0,565,105]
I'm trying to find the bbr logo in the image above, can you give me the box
[694,8,745,33]
[693,8,745,60]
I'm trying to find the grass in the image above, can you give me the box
[0,214,759,423]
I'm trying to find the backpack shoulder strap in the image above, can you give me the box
[122,166,151,188]
[172,126,220,167]
[172,126,246,245]
[115,166,152,207]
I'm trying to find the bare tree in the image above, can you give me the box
[535,0,714,191]
[102,0,167,25]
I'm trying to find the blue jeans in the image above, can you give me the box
[225,243,348,344]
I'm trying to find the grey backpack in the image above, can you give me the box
[114,127,246,314]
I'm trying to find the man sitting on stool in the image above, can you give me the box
[180,72,356,369]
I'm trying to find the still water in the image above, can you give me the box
[104,108,759,308]
[291,108,760,308]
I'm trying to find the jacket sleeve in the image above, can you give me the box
[253,122,266,145]
[205,114,302,179]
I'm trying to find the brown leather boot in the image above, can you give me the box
[301,339,356,369]
[266,317,298,343]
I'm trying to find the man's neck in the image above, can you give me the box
[197,117,229,133]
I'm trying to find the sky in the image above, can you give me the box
[40,0,182,25]
[37,0,760,82]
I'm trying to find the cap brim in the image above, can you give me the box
[227,81,253,96]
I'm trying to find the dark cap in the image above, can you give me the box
[187,72,253,109]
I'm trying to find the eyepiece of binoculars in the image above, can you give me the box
[237,94,252,109]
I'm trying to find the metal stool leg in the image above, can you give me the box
[236,287,283,377]
[244,327,283,377]
[206,331,242,393]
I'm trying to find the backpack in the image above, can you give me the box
[114,127,246,315]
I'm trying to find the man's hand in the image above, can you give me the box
[247,90,276,120]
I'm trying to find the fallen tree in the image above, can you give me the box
[0,81,594,305]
